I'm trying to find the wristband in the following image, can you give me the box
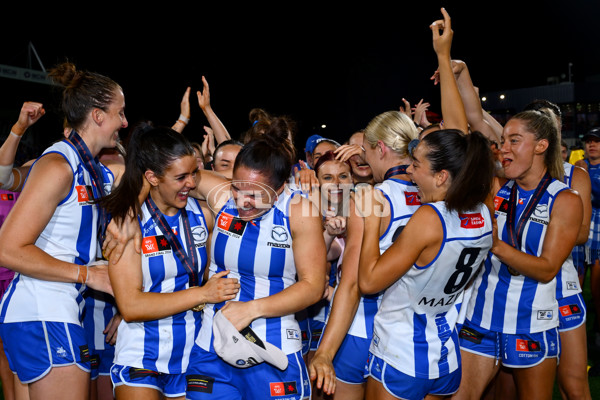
[9,131,22,139]
[178,114,189,124]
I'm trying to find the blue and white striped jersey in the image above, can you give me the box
[0,140,114,324]
[196,188,304,355]
[370,201,492,379]
[113,197,208,374]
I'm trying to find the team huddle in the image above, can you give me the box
[0,8,593,400]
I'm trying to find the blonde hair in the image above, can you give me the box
[364,111,419,157]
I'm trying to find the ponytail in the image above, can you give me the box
[234,116,296,189]
[422,130,494,213]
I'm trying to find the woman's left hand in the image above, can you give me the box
[220,300,258,331]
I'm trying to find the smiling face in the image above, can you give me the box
[406,142,438,203]
[317,160,353,209]
[500,119,545,180]
[98,89,128,150]
[231,166,280,221]
[149,154,198,216]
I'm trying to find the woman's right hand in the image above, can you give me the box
[86,261,114,296]
[201,270,240,304]
[308,351,336,395]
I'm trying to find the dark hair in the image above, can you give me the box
[100,122,195,222]
[523,99,562,119]
[314,150,350,175]
[422,129,494,213]
[213,139,243,157]
[48,62,122,132]
[234,117,296,189]
[242,108,297,146]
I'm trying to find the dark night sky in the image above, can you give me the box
[1,2,599,155]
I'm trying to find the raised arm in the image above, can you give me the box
[197,76,232,144]
[309,195,363,395]
[430,8,468,134]
[172,87,191,133]
[0,101,45,191]
[450,60,502,143]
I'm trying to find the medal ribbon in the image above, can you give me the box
[68,131,109,242]
[145,195,199,287]
[383,165,409,180]
[505,172,552,249]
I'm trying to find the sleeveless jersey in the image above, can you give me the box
[464,179,568,334]
[555,162,582,300]
[340,178,421,339]
[196,188,302,355]
[0,140,114,324]
[370,202,492,379]
[113,197,208,374]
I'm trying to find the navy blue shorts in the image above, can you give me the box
[186,344,310,399]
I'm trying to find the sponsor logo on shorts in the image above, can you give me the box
[187,374,214,393]
[270,381,297,396]
[128,367,159,380]
[79,345,90,362]
[516,339,541,352]
[560,304,582,317]
[0,193,14,201]
[56,346,67,358]
[459,327,484,344]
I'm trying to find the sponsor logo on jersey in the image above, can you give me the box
[192,225,207,247]
[76,185,95,205]
[459,213,485,229]
[516,339,541,352]
[493,196,509,213]
[537,310,553,320]
[566,281,579,291]
[142,235,172,256]
[405,192,421,206]
[287,329,300,340]
[270,381,297,396]
[216,212,247,237]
